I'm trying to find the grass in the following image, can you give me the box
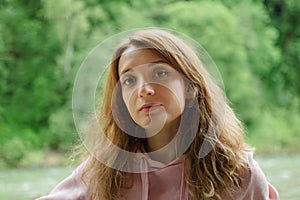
[255,153,300,200]
[0,154,299,200]
[0,166,74,200]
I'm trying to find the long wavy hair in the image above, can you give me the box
[82,28,251,200]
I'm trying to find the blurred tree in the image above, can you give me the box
[164,1,263,125]
[263,0,300,107]
[0,0,299,157]
[233,0,281,107]
[41,0,102,151]
[0,0,63,130]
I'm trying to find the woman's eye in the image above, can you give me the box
[122,76,135,86]
[154,69,169,78]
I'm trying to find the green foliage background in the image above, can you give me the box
[0,0,299,167]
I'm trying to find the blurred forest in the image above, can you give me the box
[0,0,299,167]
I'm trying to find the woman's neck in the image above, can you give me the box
[145,118,180,163]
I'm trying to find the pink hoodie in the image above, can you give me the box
[36,152,279,200]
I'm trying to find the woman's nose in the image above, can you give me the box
[138,83,155,98]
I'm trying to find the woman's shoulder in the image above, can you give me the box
[236,151,279,200]
[35,159,90,200]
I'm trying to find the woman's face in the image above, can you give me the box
[118,46,187,133]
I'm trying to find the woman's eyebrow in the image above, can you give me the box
[120,68,132,76]
[120,60,168,76]
[148,60,169,67]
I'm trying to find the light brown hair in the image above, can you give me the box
[82,28,251,200]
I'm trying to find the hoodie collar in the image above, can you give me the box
[133,151,187,200]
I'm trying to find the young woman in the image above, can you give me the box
[37,28,279,200]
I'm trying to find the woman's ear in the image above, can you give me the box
[186,84,195,100]
[185,85,196,108]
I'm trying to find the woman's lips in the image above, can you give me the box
[139,103,162,112]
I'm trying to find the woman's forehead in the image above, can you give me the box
[118,47,166,76]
